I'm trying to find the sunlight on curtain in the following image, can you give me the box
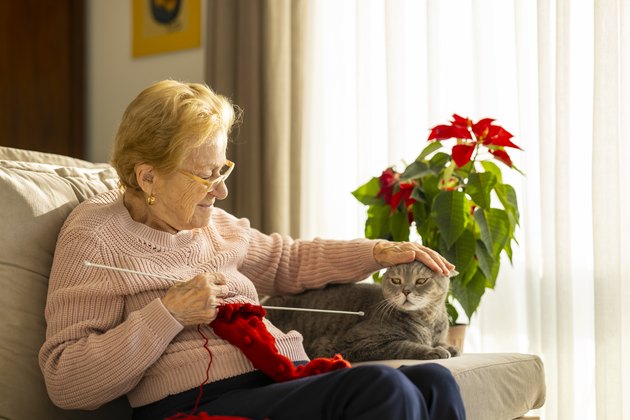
[301,0,629,418]
[526,1,596,418]
[593,1,630,418]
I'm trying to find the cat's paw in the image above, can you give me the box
[447,345,461,357]
[424,346,451,359]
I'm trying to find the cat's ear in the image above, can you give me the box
[448,269,459,278]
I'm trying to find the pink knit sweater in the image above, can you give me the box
[38,190,381,410]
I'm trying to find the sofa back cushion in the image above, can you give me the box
[0,147,131,419]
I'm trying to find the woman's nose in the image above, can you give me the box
[211,180,228,200]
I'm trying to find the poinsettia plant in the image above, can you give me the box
[352,114,522,325]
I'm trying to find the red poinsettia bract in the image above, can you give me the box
[377,168,416,220]
[377,168,398,205]
[428,114,521,168]
[391,182,416,212]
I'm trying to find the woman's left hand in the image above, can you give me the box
[373,241,455,275]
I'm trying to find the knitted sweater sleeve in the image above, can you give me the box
[38,227,183,410]
[240,228,383,296]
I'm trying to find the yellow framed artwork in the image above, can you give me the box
[132,0,201,57]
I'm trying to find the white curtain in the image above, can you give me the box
[299,1,630,419]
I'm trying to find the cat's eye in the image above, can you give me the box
[416,278,429,285]
[390,277,402,285]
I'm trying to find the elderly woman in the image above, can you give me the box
[39,80,465,420]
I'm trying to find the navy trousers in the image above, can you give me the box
[133,363,466,420]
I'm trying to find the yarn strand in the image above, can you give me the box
[192,324,213,415]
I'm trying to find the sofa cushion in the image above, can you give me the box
[0,147,109,168]
[0,147,131,419]
[358,353,546,420]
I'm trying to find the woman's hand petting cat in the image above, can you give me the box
[373,241,455,275]
[162,273,229,326]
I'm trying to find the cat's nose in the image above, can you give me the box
[403,289,411,296]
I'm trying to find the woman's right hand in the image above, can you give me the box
[161,273,229,326]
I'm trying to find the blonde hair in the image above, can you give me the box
[111,80,239,190]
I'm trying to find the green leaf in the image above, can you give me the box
[432,191,466,248]
[474,208,510,258]
[454,160,474,176]
[466,172,497,209]
[412,200,428,225]
[475,240,500,287]
[443,228,476,274]
[400,161,432,181]
[480,161,504,183]
[507,211,518,238]
[451,269,487,320]
[457,257,478,287]
[420,174,440,204]
[429,152,451,174]
[416,216,439,247]
[365,204,391,239]
[442,161,457,183]
[510,162,525,176]
[504,238,514,263]
[372,271,384,283]
[352,177,382,205]
[417,141,444,161]
[410,186,426,203]
[503,211,518,263]
[390,210,411,241]
[445,300,460,325]
[495,183,520,223]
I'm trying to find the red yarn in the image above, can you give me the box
[211,303,350,382]
[192,324,213,414]
[167,414,250,420]
[166,303,351,420]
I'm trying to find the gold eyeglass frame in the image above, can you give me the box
[177,160,235,192]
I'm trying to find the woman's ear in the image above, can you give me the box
[135,163,155,194]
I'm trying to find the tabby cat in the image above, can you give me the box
[264,261,460,362]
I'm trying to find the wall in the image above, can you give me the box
[87,0,206,162]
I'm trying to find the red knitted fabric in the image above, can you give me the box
[211,303,350,382]
[166,303,351,420]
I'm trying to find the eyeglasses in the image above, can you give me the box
[177,160,235,192]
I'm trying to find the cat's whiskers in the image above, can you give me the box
[418,298,446,321]
[373,299,398,321]
[393,292,423,312]
[370,301,387,320]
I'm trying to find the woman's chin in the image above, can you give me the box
[190,206,213,226]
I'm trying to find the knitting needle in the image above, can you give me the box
[85,261,181,281]
[84,261,365,316]
[263,306,364,317]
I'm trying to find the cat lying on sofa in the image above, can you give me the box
[265,261,460,362]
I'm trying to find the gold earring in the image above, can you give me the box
[147,194,155,206]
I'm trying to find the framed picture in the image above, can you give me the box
[132,0,201,57]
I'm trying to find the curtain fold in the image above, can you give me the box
[593,1,630,418]
[206,0,304,235]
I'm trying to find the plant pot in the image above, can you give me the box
[447,324,467,354]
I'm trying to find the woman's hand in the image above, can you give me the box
[161,273,229,326]
[373,241,455,275]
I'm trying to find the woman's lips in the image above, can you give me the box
[197,199,214,209]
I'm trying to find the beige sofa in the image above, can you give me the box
[0,146,546,420]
